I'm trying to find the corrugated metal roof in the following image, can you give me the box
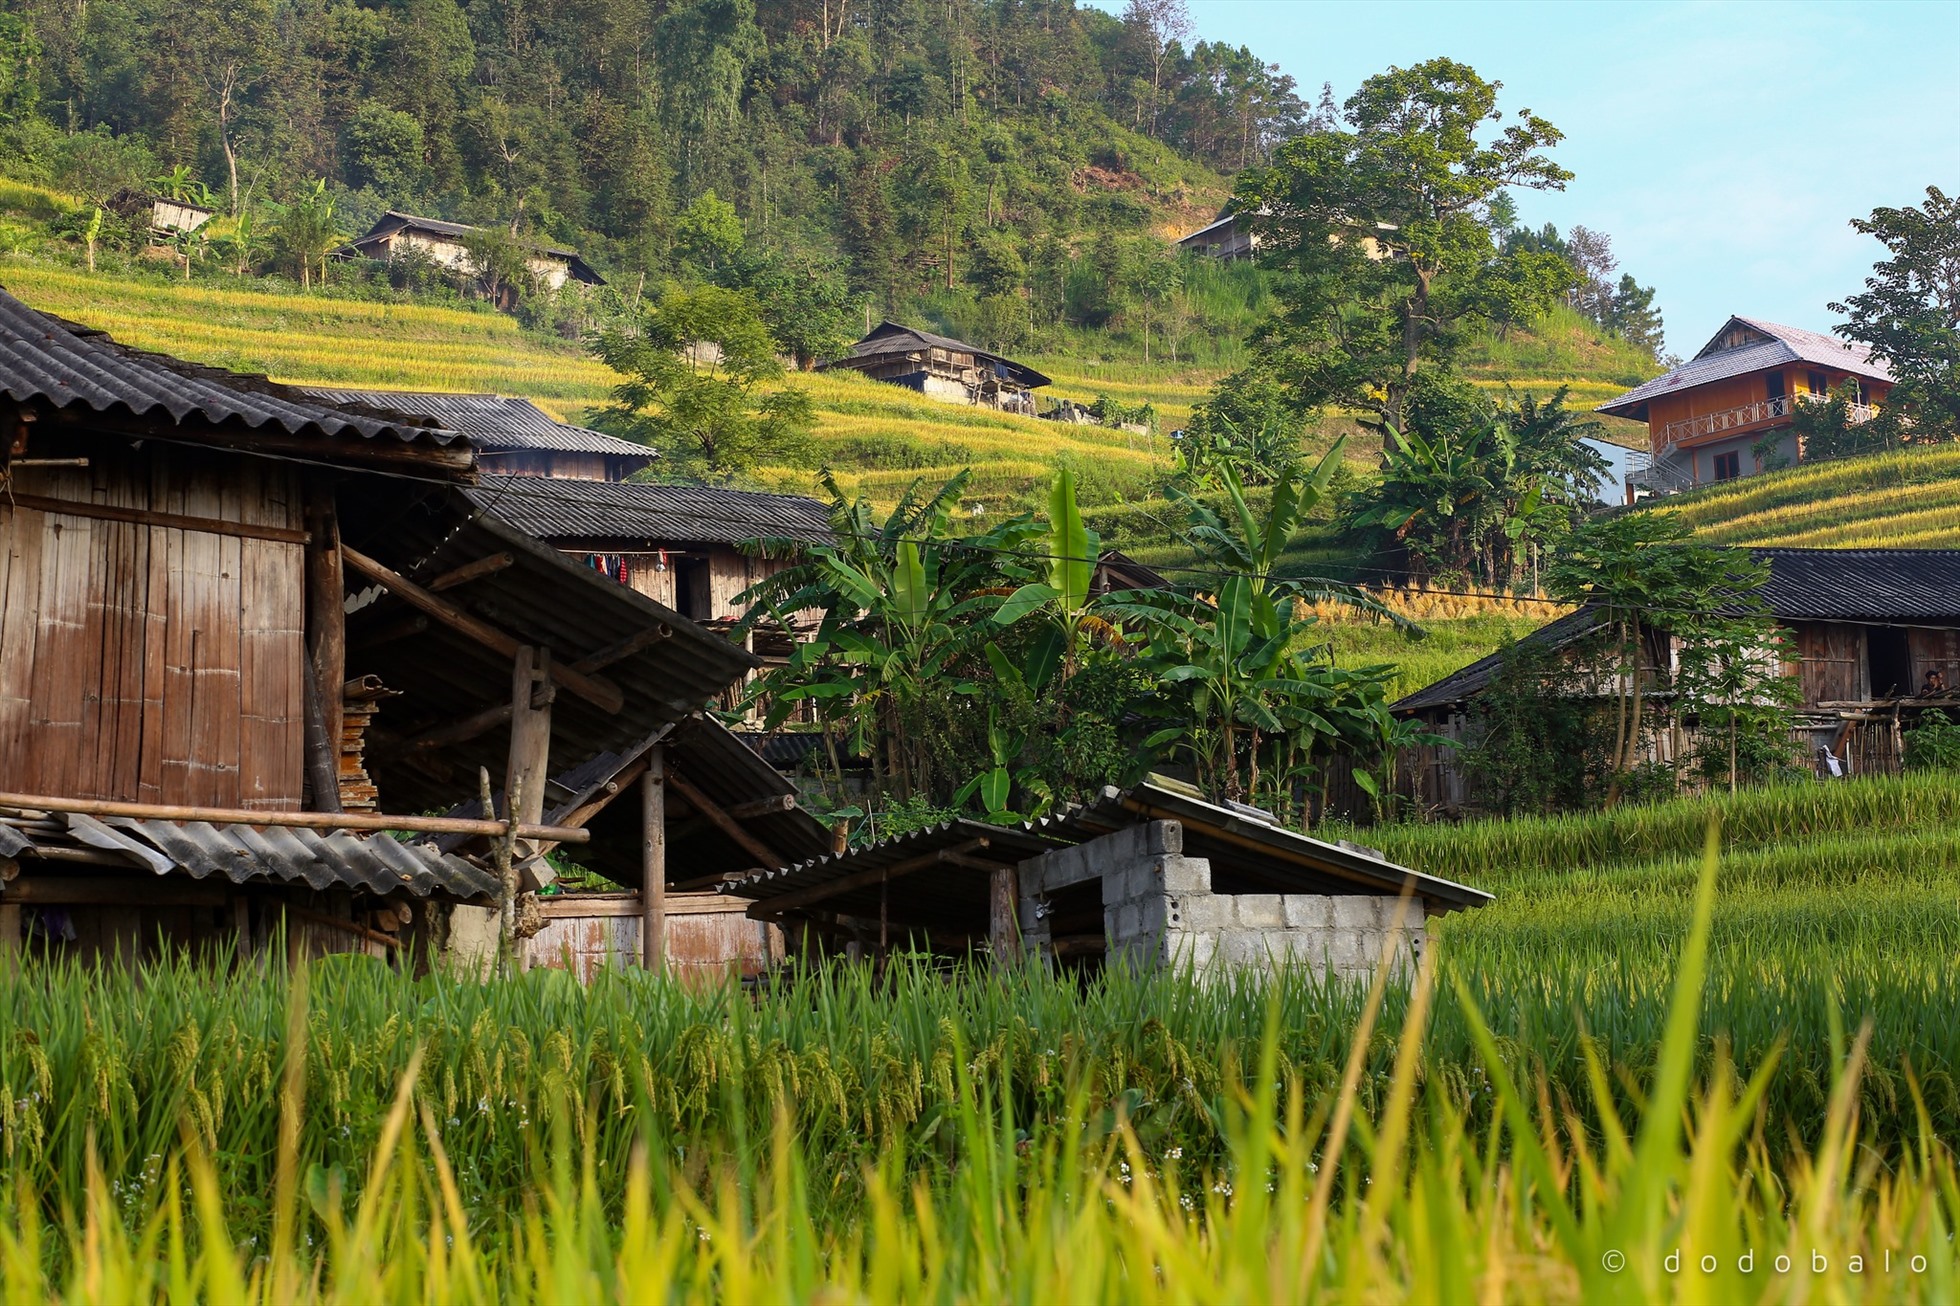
[1599,316,1894,418]
[0,289,470,471]
[465,475,835,548]
[299,388,654,460]
[822,320,1052,389]
[340,489,760,814]
[1392,548,1960,713]
[11,813,496,900]
[723,782,1492,923]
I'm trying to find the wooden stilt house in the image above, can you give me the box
[0,289,807,973]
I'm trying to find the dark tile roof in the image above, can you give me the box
[1757,548,1960,622]
[464,475,835,548]
[1392,548,1960,713]
[823,320,1052,388]
[1599,316,1893,419]
[299,388,655,461]
[0,288,471,477]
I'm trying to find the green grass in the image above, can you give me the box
[1650,444,1960,548]
[1316,611,1547,700]
[7,776,1960,1298]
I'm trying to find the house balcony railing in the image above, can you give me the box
[1658,393,1877,458]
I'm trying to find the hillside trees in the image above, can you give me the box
[1231,58,1571,428]
[1830,185,1960,444]
[593,284,816,482]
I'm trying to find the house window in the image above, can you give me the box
[1807,369,1829,396]
[1765,371,1785,402]
[1712,451,1742,481]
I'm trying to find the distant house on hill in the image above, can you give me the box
[299,388,654,482]
[1599,316,1894,496]
[343,211,605,300]
[819,322,1050,413]
[1391,548,1960,810]
[1177,211,1257,261]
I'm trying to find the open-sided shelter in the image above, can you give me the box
[723,780,1490,975]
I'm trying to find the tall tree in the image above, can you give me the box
[593,284,816,482]
[1234,58,1571,427]
[1829,185,1960,443]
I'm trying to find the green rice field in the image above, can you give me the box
[4,774,1959,1300]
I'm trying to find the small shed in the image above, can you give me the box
[106,189,215,239]
[301,389,655,482]
[723,781,1490,975]
[819,322,1050,413]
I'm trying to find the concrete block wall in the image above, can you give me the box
[1012,821,1424,977]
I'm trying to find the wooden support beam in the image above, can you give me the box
[643,748,666,972]
[339,543,625,714]
[306,484,346,812]
[554,754,653,829]
[506,646,554,889]
[752,839,988,915]
[404,701,513,752]
[0,792,590,843]
[428,551,514,592]
[1,492,312,544]
[573,624,674,673]
[663,772,781,868]
[348,614,428,652]
[0,901,17,973]
[725,794,797,819]
[989,864,1021,965]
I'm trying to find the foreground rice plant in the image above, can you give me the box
[4,834,1956,1301]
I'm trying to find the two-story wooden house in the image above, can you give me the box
[1600,316,1894,495]
[820,322,1050,414]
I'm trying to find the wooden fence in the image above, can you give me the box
[522,891,781,983]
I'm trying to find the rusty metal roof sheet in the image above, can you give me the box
[11,813,496,900]
[466,475,835,548]
[0,289,471,473]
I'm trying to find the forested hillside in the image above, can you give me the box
[0,0,1311,359]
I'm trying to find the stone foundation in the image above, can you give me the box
[1014,821,1424,976]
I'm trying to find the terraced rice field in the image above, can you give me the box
[1656,445,1960,548]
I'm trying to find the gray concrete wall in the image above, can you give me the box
[1013,821,1424,977]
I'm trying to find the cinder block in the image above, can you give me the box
[1145,820,1184,857]
[1177,894,1223,931]
[1163,894,1185,931]
[1283,895,1333,929]
[1135,895,1166,937]
[1234,894,1284,929]
[1331,897,1383,930]
[1176,930,1217,971]
[1220,931,1269,967]
[1158,855,1211,894]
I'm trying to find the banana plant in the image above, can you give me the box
[991,466,1118,678]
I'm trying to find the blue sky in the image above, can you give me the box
[1093,1,1960,358]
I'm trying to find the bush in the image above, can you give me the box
[1905,712,1960,772]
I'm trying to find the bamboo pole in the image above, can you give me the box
[0,792,590,843]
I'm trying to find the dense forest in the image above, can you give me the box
[0,1,1319,351]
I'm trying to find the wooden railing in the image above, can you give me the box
[1659,393,1876,455]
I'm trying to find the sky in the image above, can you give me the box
[1092,0,1960,358]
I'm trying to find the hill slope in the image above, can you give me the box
[1653,446,1960,549]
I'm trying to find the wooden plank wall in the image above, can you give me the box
[0,444,306,807]
[1789,621,1864,705]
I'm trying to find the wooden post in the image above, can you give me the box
[305,484,345,812]
[0,895,19,974]
[642,747,666,971]
[505,645,554,886]
[989,864,1020,965]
